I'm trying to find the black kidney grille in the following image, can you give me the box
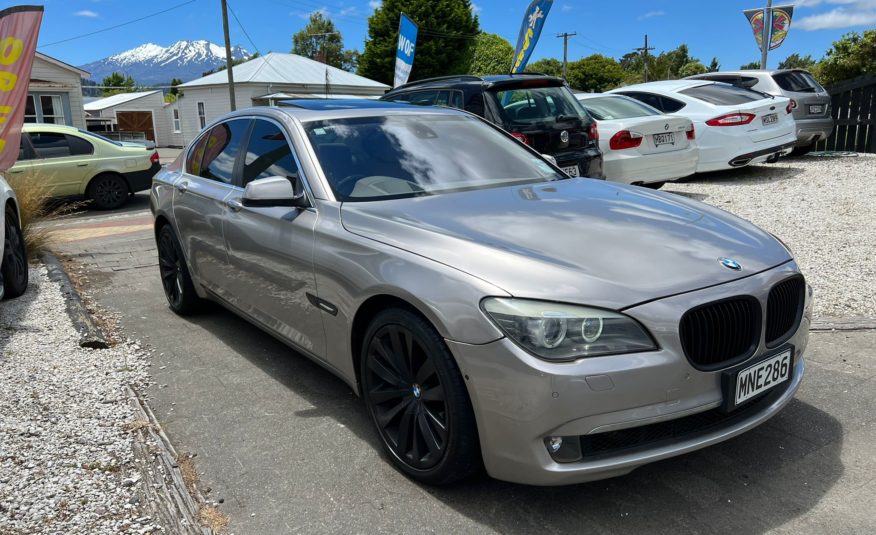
[679,297,760,370]
[766,276,805,347]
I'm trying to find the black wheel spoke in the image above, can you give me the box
[368,351,402,386]
[396,406,415,455]
[420,385,444,402]
[417,411,443,456]
[376,396,411,428]
[415,357,437,385]
[368,387,408,404]
[423,406,447,442]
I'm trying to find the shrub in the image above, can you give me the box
[6,176,78,259]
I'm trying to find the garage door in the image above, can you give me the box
[116,111,155,142]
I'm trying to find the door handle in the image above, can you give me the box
[8,169,23,174]
[76,163,88,167]
[226,199,243,212]
[175,181,189,193]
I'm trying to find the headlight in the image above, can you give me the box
[482,298,657,361]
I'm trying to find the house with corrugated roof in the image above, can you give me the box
[175,52,389,145]
[27,52,89,129]
[84,90,183,147]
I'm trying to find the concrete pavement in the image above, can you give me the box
[45,203,876,534]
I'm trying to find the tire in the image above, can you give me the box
[2,205,29,299]
[156,225,201,315]
[791,143,815,157]
[88,174,129,210]
[361,307,481,485]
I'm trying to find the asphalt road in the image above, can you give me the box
[46,199,876,534]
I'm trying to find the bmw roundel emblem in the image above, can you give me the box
[664,123,670,131]
[719,257,742,271]
[560,130,569,143]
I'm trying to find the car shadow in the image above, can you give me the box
[46,191,151,221]
[179,303,844,534]
[677,164,806,186]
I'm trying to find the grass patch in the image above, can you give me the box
[6,177,81,259]
[198,505,230,533]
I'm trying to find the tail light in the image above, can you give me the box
[705,113,756,127]
[786,99,796,114]
[589,121,599,141]
[511,132,530,145]
[686,123,696,140]
[150,151,160,164]
[609,130,643,150]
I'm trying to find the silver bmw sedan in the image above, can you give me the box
[150,101,810,486]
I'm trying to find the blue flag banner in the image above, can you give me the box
[394,13,418,87]
[511,0,554,74]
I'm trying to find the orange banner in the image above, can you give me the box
[0,5,43,173]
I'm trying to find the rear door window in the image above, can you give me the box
[198,119,251,184]
[617,92,686,113]
[772,71,822,93]
[241,119,301,188]
[29,132,72,158]
[408,91,439,106]
[679,84,764,105]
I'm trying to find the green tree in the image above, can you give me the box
[292,12,344,67]
[526,57,563,77]
[707,57,720,72]
[469,32,514,76]
[358,0,480,85]
[740,61,761,70]
[101,72,135,96]
[566,54,625,92]
[165,78,184,103]
[778,53,817,71]
[341,49,360,72]
[816,30,876,86]
[679,61,707,77]
[618,44,703,82]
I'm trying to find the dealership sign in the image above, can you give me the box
[744,4,794,51]
[393,13,418,88]
[511,0,554,74]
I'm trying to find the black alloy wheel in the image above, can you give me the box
[89,174,129,210]
[1,206,28,299]
[361,308,480,484]
[156,225,199,315]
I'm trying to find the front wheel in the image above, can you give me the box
[791,143,816,157]
[1,206,28,299]
[361,308,480,485]
[156,225,201,315]
[88,174,129,210]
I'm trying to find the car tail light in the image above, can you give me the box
[511,132,530,145]
[150,151,160,164]
[705,113,756,127]
[786,99,796,114]
[686,123,696,140]
[609,130,643,150]
[589,121,599,141]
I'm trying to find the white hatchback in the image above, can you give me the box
[1,174,28,300]
[575,93,697,188]
[609,80,797,173]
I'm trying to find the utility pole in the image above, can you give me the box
[760,0,773,69]
[556,32,577,80]
[220,0,236,111]
[634,34,655,82]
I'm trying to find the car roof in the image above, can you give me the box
[219,103,472,125]
[611,79,712,93]
[386,73,564,93]
[279,99,415,110]
[22,123,81,133]
[686,69,813,78]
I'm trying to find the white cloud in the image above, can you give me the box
[368,0,381,9]
[561,4,573,12]
[293,7,329,20]
[637,10,665,20]
[74,10,99,17]
[795,7,876,29]
[471,3,482,15]
[795,0,871,7]
[339,6,358,16]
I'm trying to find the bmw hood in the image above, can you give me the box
[340,179,792,309]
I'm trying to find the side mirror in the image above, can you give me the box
[542,154,557,166]
[242,176,308,208]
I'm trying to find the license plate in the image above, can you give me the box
[562,165,579,177]
[809,104,824,114]
[653,132,675,146]
[762,113,778,125]
[733,349,792,406]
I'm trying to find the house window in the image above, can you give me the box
[40,95,65,124]
[173,108,181,133]
[197,102,206,129]
[24,95,37,123]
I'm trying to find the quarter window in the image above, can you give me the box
[242,120,301,187]
[198,119,250,184]
[66,135,94,156]
[197,102,206,129]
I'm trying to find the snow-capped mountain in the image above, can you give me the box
[79,40,250,85]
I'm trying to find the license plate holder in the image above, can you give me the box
[562,165,580,177]
[809,104,824,114]
[653,132,675,146]
[762,113,778,126]
[720,347,793,412]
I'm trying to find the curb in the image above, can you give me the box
[40,251,109,349]
[811,318,876,332]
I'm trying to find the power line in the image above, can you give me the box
[39,0,198,48]
[227,1,261,55]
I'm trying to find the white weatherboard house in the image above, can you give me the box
[176,52,390,145]
[27,52,89,129]
[84,90,183,147]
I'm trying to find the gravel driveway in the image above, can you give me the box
[665,153,876,321]
[0,267,156,534]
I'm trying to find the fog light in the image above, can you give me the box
[548,436,563,452]
[544,435,583,463]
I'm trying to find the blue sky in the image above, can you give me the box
[35,0,876,70]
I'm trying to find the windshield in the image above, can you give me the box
[578,96,661,120]
[304,114,564,201]
[772,71,823,93]
[492,85,587,124]
[78,129,122,146]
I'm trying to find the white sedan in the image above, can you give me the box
[1,173,28,300]
[608,80,796,173]
[575,93,697,188]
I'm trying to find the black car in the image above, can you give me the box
[381,74,604,179]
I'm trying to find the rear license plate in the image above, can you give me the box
[562,165,580,177]
[809,104,824,114]
[762,113,778,125]
[653,132,675,146]
[729,349,793,409]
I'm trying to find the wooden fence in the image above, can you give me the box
[815,75,876,153]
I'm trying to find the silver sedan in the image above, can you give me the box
[150,102,810,486]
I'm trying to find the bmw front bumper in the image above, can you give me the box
[447,261,809,486]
